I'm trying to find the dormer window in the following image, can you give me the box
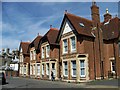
[79,23,85,27]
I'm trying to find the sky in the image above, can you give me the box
[1,1,119,52]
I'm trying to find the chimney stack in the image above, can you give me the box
[91,0,100,25]
[104,8,112,21]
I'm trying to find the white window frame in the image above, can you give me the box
[24,65,26,74]
[42,64,44,75]
[52,63,56,76]
[63,39,68,54]
[46,45,50,58]
[46,63,49,75]
[20,67,22,74]
[63,61,68,77]
[33,64,35,75]
[33,50,36,60]
[70,36,76,52]
[37,64,40,75]
[80,60,86,77]
[111,60,116,73]
[41,47,44,58]
[71,60,76,77]
[22,66,24,74]
[30,65,32,75]
[30,51,32,60]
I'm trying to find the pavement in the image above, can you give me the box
[1,76,120,89]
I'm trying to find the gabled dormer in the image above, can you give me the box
[29,34,42,61]
[19,42,30,62]
[40,26,59,59]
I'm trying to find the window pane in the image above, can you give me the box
[81,68,85,75]
[64,62,68,76]
[73,69,76,75]
[52,63,55,69]
[111,61,115,71]
[71,37,76,50]
[65,69,68,75]
[80,60,85,67]
[72,61,76,68]
[63,39,68,52]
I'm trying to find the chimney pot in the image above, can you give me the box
[38,33,39,36]
[64,10,68,14]
[50,25,52,28]
[106,8,109,14]
[104,8,112,21]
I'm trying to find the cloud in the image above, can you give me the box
[1,37,20,50]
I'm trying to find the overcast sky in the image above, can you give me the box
[1,1,119,52]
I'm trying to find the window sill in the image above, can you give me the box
[80,76,86,78]
[72,75,76,78]
[64,75,68,77]
[62,52,68,55]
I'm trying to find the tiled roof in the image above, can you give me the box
[65,13,93,37]
[42,28,59,45]
[19,42,30,55]
[29,35,42,50]
[101,17,120,40]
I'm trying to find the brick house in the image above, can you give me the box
[19,42,30,77]
[55,2,120,82]
[29,34,42,79]
[38,26,60,80]
[18,1,120,82]
[101,11,120,79]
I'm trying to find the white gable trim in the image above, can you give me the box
[62,19,74,35]
[20,48,23,53]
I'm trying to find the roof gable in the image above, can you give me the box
[42,28,59,45]
[62,20,73,35]
[101,17,120,40]
[19,42,30,55]
[56,13,94,43]
[29,35,42,50]
[65,13,93,37]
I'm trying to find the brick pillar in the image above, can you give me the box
[76,57,80,82]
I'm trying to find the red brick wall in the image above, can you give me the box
[83,37,95,80]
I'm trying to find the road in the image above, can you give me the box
[1,77,119,89]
